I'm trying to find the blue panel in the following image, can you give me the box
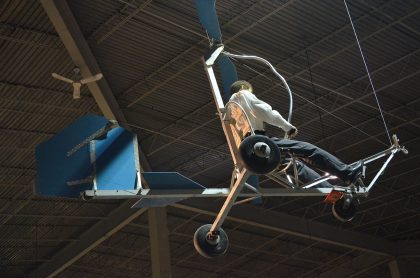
[131,197,187,208]
[195,0,221,41]
[247,175,258,188]
[218,54,238,102]
[95,128,137,190]
[142,172,206,190]
[132,172,205,208]
[247,175,262,205]
[36,114,110,197]
[195,0,238,102]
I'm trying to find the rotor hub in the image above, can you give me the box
[253,142,271,158]
[206,231,221,245]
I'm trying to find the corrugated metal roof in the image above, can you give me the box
[1,0,420,276]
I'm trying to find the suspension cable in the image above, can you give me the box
[343,0,392,145]
[222,51,294,123]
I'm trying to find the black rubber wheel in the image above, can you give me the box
[332,197,357,222]
[193,224,229,258]
[239,135,281,174]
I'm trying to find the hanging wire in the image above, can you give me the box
[205,30,213,46]
[304,49,327,145]
[343,0,393,145]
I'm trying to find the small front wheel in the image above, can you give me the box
[332,197,357,222]
[193,224,229,258]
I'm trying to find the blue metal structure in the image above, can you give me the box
[35,115,207,208]
[36,114,140,198]
[132,172,206,208]
[33,1,408,260]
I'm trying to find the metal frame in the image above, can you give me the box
[83,46,407,236]
[66,122,143,194]
[33,1,159,276]
[196,47,407,233]
[85,187,343,199]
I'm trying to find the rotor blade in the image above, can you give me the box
[196,0,257,190]
[73,83,81,99]
[52,73,74,84]
[80,73,103,84]
[217,54,238,102]
[195,0,238,99]
[195,0,222,41]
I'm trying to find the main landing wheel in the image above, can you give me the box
[193,224,229,258]
[239,135,281,174]
[332,196,357,222]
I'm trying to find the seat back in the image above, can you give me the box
[224,101,253,153]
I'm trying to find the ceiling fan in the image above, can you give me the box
[52,68,103,99]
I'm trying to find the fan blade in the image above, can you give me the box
[80,73,103,84]
[73,83,81,99]
[195,0,222,42]
[52,73,74,84]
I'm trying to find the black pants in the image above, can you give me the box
[272,138,355,182]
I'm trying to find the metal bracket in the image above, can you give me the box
[205,44,224,66]
[66,121,118,157]
[392,134,408,154]
[291,156,299,187]
[67,176,93,186]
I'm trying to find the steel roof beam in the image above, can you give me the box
[34,1,171,278]
[123,0,296,106]
[388,260,402,278]
[396,240,420,258]
[30,202,148,278]
[39,0,125,122]
[148,207,172,278]
[318,253,390,278]
[95,0,152,44]
[173,199,395,256]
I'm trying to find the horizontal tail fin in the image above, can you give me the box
[132,172,207,208]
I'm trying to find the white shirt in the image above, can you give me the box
[229,89,294,132]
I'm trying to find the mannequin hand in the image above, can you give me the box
[287,127,298,138]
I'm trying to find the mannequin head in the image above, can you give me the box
[230,80,253,95]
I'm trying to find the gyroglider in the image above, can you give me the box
[191,0,408,258]
[35,0,408,260]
